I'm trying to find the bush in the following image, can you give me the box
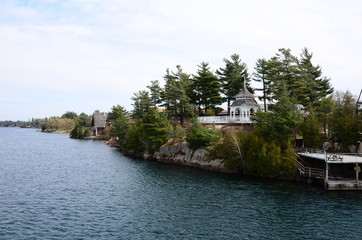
[222,130,296,175]
[186,121,222,149]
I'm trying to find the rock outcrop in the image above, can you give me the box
[154,139,237,173]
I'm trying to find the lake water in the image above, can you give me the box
[1,127,362,240]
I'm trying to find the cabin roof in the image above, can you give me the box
[92,112,108,128]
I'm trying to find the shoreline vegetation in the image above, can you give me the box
[2,48,362,181]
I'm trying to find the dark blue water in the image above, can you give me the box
[1,128,362,240]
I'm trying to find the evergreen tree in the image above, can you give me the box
[109,106,130,149]
[253,48,333,110]
[131,90,152,119]
[147,80,162,108]
[192,62,223,115]
[77,113,91,127]
[301,110,323,148]
[108,105,128,121]
[297,48,334,109]
[330,91,361,151]
[253,85,303,149]
[216,54,249,113]
[161,66,194,125]
[127,109,173,155]
[315,96,334,137]
[253,58,273,111]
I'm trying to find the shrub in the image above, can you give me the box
[186,121,222,149]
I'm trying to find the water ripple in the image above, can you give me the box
[1,128,362,239]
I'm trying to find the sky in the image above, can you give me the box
[1,0,362,120]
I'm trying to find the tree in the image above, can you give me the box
[147,80,162,107]
[185,120,221,149]
[131,90,152,119]
[77,113,91,127]
[161,66,194,125]
[315,96,334,137]
[216,54,249,113]
[253,48,333,110]
[192,62,223,115]
[253,58,273,111]
[301,110,323,148]
[330,91,361,151]
[108,105,128,121]
[109,106,130,149]
[61,111,78,119]
[253,86,303,149]
[126,109,173,155]
[297,48,334,109]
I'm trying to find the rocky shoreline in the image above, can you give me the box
[154,139,238,174]
[105,137,304,184]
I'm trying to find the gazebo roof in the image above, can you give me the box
[230,98,259,107]
[234,87,254,99]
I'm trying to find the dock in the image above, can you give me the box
[297,149,362,190]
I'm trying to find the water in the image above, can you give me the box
[1,128,362,240]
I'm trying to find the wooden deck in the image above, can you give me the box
[297,150,362,190]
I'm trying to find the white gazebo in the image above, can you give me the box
[197,86,260,124]
[229,86,259,123]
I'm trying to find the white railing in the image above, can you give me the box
[197,116,253,124]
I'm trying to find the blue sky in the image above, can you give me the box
[1,0,362,120]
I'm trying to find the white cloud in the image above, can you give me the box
[1,0,362,119]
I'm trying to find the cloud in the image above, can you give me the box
[1,0,362,120]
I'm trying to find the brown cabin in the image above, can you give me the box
[91,112,108,136]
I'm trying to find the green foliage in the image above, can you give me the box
[216,54,249,110]
[315,96,334,137]
[253,48,333,110]
[192,62,223,115]
[70,126,91,139]
[301,110,323,148]
[222,131,296,175]
[253,86,303,149]
[186,120,222,149]
[141,109,174,154]
[76,113,91,127]
[161,66,194,125]
[61,111,78,119]
[132,90,152,119]
[108,105,128,121]
[43,118,76,132]
[147,80,162,107]
[125,109,173,155]
[172,125,186,140]
[253,58,272,111]
[330,91,361,151]
[110,117,130,148]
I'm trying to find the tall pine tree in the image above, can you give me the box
[216,54,249,113]
[192,62,223,115]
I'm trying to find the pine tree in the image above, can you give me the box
[253,85,303,149]
[330,91,361,151]
[161,66,194,125]
[253,58,272,111]
[253,48,334,110]
[131,90,152,119]
[216,54,249,113]
[297,48,334,109]
[147,80,162,108]
[192,62,223,115]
